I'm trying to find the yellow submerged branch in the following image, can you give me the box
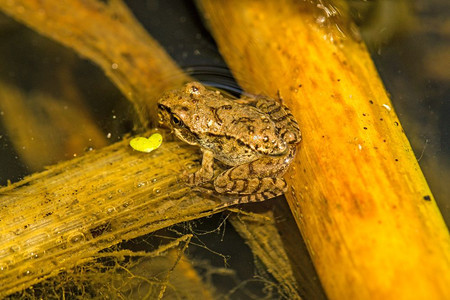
[198,0,450,299]
[0,138,222,297]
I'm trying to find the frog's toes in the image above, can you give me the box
[215,176,288,195]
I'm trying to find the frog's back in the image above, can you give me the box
[212,101,287,156]
[158,82,292,164]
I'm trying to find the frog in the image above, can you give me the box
[158,82,301,205]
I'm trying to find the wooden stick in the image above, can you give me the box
[0,137,224,297]
[198,0,450,299]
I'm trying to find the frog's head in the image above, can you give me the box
[157,82,207,146]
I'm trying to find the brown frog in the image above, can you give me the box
[158,82,301,204]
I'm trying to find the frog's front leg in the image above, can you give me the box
[213,150,294,203]
[186,149,215,186]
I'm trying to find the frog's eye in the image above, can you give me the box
[172,115,182,125]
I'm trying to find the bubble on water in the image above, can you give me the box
[106,206,116,214]
[22,269,34,276]
[122,199,133,208]
[10,244,20,253]
[184,162,197,170]
[95,197,106,206]
[54,237,67,250]
[136,182,143,188]
[13,228,24,236]
[68,232,86,244]
[25,249,43,260]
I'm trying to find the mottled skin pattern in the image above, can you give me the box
[158,82,301,204]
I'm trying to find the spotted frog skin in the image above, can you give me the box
[158,82,301,204]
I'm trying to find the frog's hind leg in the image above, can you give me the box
[213,152,293,206]
[237,190,284,205]
[215,174,288,196]
[213,192,284,210]
[237,95,301,144]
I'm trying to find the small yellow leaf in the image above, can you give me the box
[129,133,163,153]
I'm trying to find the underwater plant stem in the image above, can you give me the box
[0,138,222,297]
[198,0,450,299]
[0,81,108,171]
[0,0,190,127]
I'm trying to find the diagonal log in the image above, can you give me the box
[198,0,450,299]
[0,137,224,297]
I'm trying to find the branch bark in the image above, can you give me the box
[0,137,223,297]
[197,0,450,299]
